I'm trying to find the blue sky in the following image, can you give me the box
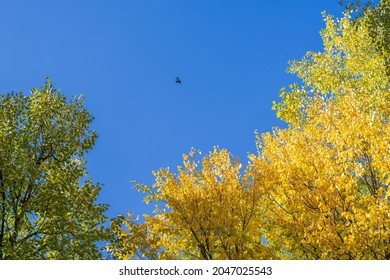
[0,1,345,219]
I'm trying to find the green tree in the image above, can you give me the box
[0,78,108,259]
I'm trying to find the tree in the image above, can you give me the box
[250,91,390,259]
[273,9,389,127]
[0,78,108,259]
[108,148,273,259]
[255,5,390,259]
[338,0,374,13]
[363,0,390,77]
[338,0,390,77]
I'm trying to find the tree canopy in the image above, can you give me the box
[108,1,390,260]
[251,91,390,259]
[0,79,108,259]
[259,0,390,259]
[108,148,272,259]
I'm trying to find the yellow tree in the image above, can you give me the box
[273,10,389,127]
[108,148,273,259]
[250,6,390,259]
[250,92,390,259]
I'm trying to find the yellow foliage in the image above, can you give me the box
[274,12,389,126]
[250,91,390,259]
[108,148,273,259]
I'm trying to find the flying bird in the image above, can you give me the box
[176,77,181,84]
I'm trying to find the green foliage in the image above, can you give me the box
[0,78,108,259]
[364,0,390,76]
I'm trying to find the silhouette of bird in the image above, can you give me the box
[176,77,181,84]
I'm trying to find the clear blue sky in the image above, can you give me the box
[0,1,344,219]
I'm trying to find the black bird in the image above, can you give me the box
[176,77,181,84]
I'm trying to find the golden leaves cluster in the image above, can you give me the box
[251,91,390,259]
[109,148,272,259]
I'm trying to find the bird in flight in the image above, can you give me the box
[176,77,181,84]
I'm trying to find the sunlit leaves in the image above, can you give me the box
[274,10,389,126]
[108,148,272,260]
[251,92,390,259]
[0,78,108,259]
[253,5,390,259]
